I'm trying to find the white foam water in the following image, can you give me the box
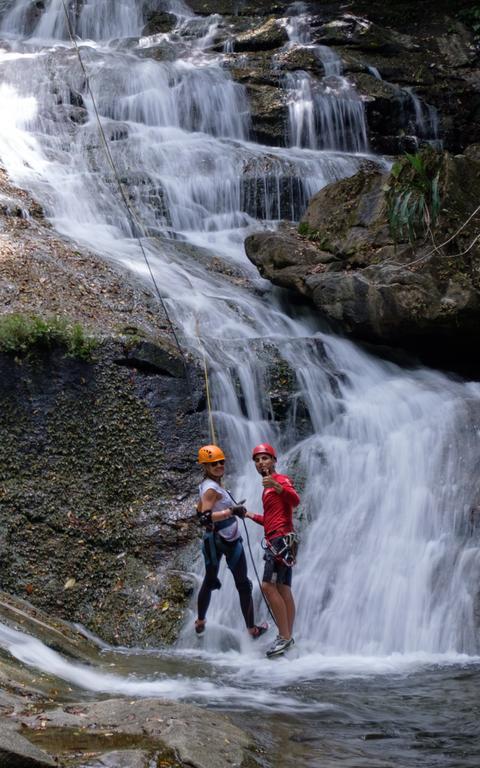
[0,1,478,710]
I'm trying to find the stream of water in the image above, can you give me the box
[0,1,479,765]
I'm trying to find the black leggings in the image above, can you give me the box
[197,538,254,629]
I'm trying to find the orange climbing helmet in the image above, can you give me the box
[198,444,226,464]
[252,443,277,460]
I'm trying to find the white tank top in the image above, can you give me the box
[198,478,239,541]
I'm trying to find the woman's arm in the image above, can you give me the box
[200,488,233,523]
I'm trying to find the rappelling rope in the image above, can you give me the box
[194,319,217,445]
[225,490,278,629]
[59,0,192,390]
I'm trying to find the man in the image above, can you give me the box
[246,443,300,658]
[195,444,268,639]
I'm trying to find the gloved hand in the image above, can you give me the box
[230,500,247,518]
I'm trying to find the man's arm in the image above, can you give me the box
[245,511,264,526]
[262,475,300,506]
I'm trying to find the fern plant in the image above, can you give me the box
[386,151,442,245]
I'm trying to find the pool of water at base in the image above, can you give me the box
[92,645,480,768]
[230,665,480,768]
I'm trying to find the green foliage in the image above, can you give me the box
[298,221,310,236]
[458,6,480,37]
[0,313,97,360]
[298,221,330,248]
[386,151,442,245]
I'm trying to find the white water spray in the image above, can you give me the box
[0,2,478,705]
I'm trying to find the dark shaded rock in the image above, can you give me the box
[0,339,203,647]
[245,226,338,292]
[276,45,325,76]
[186,0,290,16]
[244,82,287,145]
[233,17,288,52]
[137,40,180,62]
[116,339,187,377]
[313,15,417,55]
[0,721,56,768]
[142,11,176,36]
[245,149,480,375]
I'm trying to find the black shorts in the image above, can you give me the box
[262,549,293,587]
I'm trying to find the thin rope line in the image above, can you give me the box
[225,490,278,628]
[59,0,193,391]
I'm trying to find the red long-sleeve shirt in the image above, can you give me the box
[251,472,300,541]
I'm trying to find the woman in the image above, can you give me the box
[195,444,267,638]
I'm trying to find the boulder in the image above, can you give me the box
[244,82,288,145]
[186,0,290,16]
[0,721,56,768]
[245,149,480,375]
[233,17,288,52]
[142,11,176,36]
[18,698,257,768]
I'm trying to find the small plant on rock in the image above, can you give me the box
[458,6,480,39]
[386,150,442,245]
[0,314,97,360]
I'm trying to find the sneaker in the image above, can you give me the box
[194,619,206,636]
[249,622,269,640]
[266,635,294,658]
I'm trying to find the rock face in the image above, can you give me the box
[245,148,480,374]
[0,170,208,647]
[0,338,205,647]
[19,698,256,768]
[199,0,479,153]
[0,722,57,768]
[0,594,260,768]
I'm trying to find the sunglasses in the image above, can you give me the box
[210,460,225,466]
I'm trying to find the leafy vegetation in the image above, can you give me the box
[298,221,330,248]
[386,151,442,245]
[458,5,480,37]
[0,314,97,359]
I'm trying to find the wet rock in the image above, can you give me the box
[244,83,287,146]
[117,339,187,377]
[245,225,337,292]
[437,24,477,68]
[142,11,176,36]
[0,591,108,666]
[186,0,290,16]
[19,698,257,768]
[0,327,203,647]
[233,18,288,52]
[0,721,56,768]
[313,15,416,55]
[137,40,180,62]
[245,149,480,375]
[92,750,151,768]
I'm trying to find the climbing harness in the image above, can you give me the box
[262,532,299,568]
[202,531,243,572]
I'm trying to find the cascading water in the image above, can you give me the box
[0,0,479,725]
[284,5,368,151]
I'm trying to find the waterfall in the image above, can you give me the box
[404,87,441,147]
[1,0,143,40]
[284,8,368,152]
[0,0,478,668]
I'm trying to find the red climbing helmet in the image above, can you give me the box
[252,443,277,460]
